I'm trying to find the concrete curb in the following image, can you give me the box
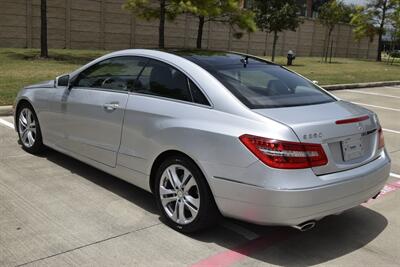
[323,81,400,90]
[0,105,13,116]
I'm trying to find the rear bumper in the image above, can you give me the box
[210,150,391,226]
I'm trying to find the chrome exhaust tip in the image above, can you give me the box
[292,220,316,232]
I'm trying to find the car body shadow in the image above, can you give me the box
[40,148,387,266]
[41,148,159,215]
[253,207,388,266]
[189,205,388,266]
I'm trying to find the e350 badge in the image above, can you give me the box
[303,132,323,140]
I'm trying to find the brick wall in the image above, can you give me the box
[0,0,379,59]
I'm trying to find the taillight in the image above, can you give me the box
[378,127,385,149]
[239,134,328,169]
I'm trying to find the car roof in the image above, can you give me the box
[167,49,277,69]
[101,49,277,70]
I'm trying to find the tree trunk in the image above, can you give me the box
[377,0,388,62]
[271,31,278,62]
[40,0,48,58]
[196,16,205,49]
[159,0,166,49]
[329,37,334,63]
[321,33,326,62]
[324,34,328,63]
[376,32,383,61]
[263,32,268,56]
[325,29,332,63]
[321,28,328,63]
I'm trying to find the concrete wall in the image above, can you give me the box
[0,0,378,59]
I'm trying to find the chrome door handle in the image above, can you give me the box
[103,103,119,111]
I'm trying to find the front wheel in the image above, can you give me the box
[17,104,45,154]
[155,155,219,233]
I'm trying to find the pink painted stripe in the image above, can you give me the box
[364,180,400,205]
[192,180,400,267]
[191,230,294,267]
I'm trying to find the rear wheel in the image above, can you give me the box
[17,104,45,154]
[155,155,219,233]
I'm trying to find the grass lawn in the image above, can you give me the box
[0,48,107,106]
[0,48,399,106]
[273,56,400,85]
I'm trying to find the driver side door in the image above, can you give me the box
[61,56,147,167]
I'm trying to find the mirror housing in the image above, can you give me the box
[56,74,70,87]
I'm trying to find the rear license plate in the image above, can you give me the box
[341,135,364,161]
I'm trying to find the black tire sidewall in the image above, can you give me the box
[154,156,218,233]
[17,104,44,154]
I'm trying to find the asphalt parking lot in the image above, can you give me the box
[1,86,400,267]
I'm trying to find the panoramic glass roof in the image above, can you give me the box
[169,50,273,67]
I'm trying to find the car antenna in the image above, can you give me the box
[240,56,249,68]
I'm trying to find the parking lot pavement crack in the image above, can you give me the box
[15,222,162,267]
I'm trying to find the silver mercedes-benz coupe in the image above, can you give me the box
[14,49,391,233]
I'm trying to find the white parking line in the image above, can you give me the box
[383,128,400,134]
[221,221,259,240]
[345,90,400,99]
[351,102,400,112]
[384,86,400,89]
[0,118,14,129]
[391,173,400,179]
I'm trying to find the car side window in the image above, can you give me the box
[135,59,210,106]
[75,56,147,92]
[188,80,210,106]
[134,59,192,102]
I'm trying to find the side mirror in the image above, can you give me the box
[312,80,319,85]
[56,74,70,87]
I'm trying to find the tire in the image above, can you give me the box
[16,103,45,154]
[154,155,219,233]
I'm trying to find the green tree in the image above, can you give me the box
[124,0,183,48]
[178,0,256,49]
[350,0,397,61]
[253,0,302,62]
[341,3,358,23]
[350,6,376,42]
[389,1,400,48]
[350,6,377,59]
[318,0,347,63]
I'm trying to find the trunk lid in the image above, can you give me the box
[254,100,381,175]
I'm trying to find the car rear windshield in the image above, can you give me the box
[207,63,335,109]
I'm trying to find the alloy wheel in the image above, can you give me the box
[18,108,36,148]
[159,164,200,225]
